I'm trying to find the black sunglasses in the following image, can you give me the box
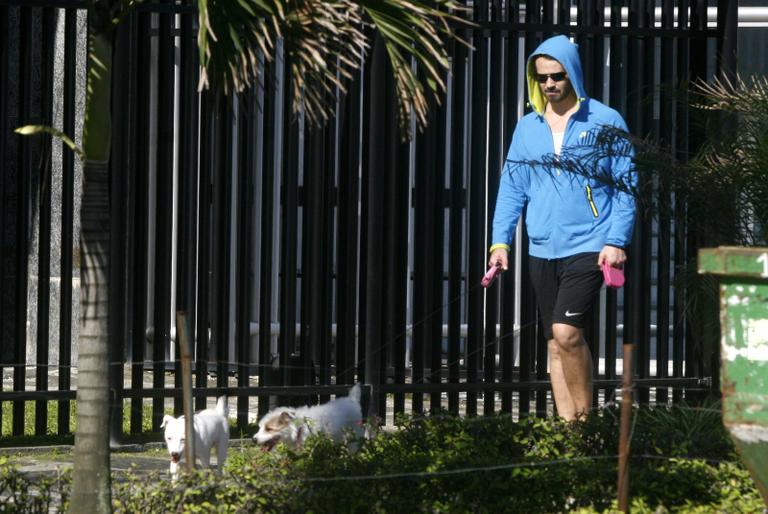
[535,72,568,83]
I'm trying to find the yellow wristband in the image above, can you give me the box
[489,243,511,254]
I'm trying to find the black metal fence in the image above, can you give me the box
[0,0,732,438]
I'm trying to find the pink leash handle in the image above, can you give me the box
[481,264,503,288]
[601,261,625,288]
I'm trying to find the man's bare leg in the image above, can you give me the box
[548,338,576,420]
[551,323,593,420]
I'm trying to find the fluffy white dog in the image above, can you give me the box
[161,396,230,479]
[253,384,364,451]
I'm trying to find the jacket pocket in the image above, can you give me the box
[524,199,552,243]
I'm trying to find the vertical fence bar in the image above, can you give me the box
[357,50,372,387]
[557,0,570,26]
[655,0,676,405]
[484,0,503,416]
[194,88,212,411]
[639,0,656,405]
[130,11,151,432]
[500,0,520,415]
[466,0,489,418]
[315,118,333,393]
[235,91,255,428]
[279,63,299,389]
[383,66,408,418]
[577,0,595,95]
[519,12,542,420]
[716,0,737,82]
[414,92,437,414]
[518,237,535,417]
[609,0,626,114]
[579,0,602,414]
[535,323,549,415]
[301,119,330,398]
[413,97,435,415]
[57,6,77,435]
[672,0,689,404]
[299,122,313,396]
[430,87,447,414]
[109,10,132,441]
[605,288,618,394]
[0,8,7,432]
[624,0,648,404]
[322,117,335,395]
[447,28,467,416]
[389,93,406,417]
[0,10,7,378]
[176,6,200,415]
[214,94,234,389]
[35,6,56,436]
[684,0,708,401]
[335,69,362,388]
[363,36,387,418]
[13,6,33,437]
[593,0,606,100]
[257,59,276,417]
[605,0,624,395]
[605,0,625,407]
[152,9,175,428]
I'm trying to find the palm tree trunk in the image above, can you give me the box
[70,25,113,514]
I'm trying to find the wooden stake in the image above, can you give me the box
[618,343,635,512]
[176,311,195,473]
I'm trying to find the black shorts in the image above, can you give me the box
[529,252,604,340]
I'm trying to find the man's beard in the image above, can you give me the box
[543,81,573,104]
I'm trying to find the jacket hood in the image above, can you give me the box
[527,35,587,115]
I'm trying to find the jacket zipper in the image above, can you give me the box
[585,185,599,218]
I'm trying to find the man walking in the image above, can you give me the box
[489,35,636,420]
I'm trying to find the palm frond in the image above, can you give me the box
[197,0,282,94]
[197,0,471,137]
[280,0,368,127]
[357,0,471,136]
[691,74,768,116]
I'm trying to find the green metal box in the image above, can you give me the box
[699,246,768,504]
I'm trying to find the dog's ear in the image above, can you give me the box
[161,414,175,429]
[279,411,295,423]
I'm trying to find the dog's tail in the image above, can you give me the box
[348,383,362,403]
[215,395,228,416]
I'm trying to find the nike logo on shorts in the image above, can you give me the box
[564,310,582,317]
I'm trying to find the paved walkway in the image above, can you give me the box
[1,439,246,480]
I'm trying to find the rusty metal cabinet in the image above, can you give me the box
[699,246,768,504]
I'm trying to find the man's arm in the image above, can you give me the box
[604,118,637,260]
[489,129,529,270]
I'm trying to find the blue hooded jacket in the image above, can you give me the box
[490,35,636,259]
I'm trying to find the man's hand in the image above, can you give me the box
[488,248,509,270]
[598,245,626,267]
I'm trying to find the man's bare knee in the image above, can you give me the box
[552,324,583,352]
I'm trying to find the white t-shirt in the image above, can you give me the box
[552,131,565,155]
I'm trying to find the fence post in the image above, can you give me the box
[176,311,195,472]
[618,343,635,512]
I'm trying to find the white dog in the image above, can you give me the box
[253,384,364,451]
[161,396,230,479]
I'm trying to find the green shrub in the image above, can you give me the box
[2,405,765,513]
[0,456,70,513]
